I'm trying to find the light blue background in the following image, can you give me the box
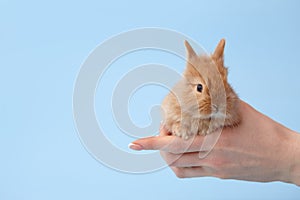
[1,0,300,199]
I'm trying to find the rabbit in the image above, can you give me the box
[161,39,241,139]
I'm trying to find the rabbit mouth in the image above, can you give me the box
[192,112,226,120]
[210,112,227,119]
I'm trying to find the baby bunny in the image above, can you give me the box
[161,39,241,139]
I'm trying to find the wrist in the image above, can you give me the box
[288,132,300,186]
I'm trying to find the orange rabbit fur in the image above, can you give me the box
[161,39,241,139]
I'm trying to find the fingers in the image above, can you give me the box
[170,166,210,178]
[160,151,209,167]
[130,134,206,154]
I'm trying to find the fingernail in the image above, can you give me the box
[128,143,143,151]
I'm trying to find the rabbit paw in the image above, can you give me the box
[171,122,193,140]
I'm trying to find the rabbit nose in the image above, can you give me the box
[212,104,218,113]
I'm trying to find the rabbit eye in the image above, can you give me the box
[196,84,203,93]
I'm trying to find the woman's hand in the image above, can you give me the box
[129,101,300,186]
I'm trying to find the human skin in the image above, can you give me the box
[129,100,300,186]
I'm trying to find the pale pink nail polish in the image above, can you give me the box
[128,143,143,151]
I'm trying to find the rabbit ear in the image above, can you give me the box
[184,40,197,60]
[213,39,225,59]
